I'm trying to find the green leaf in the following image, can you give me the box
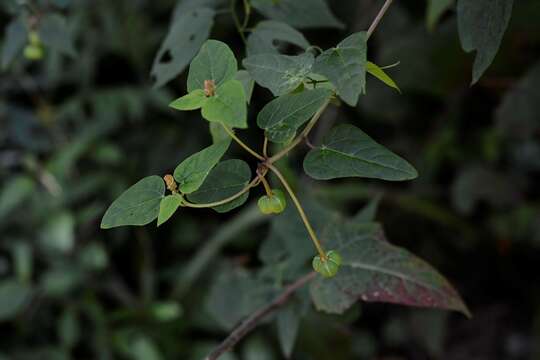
[209,122,230,143]
[352,195,382,223]
[187,40,238,92]
[201,80,247,129]
[427,0,454,30]
[366,61,401,93]
[2,18,27,69]
[277,302,301,358]
[0,280,32,321]
[38,14,76,57]
[257,88,332,143]
[243,52,314,96]
[313,32,367,106]
[173,140,230,194]
[101,176,165,229]
[303,124,418,181]
[169,89,207,110]
[457,0,514,84]
[310,222,470,316]
[0,175,35,220]
[246,20,310,56]
[151,8,215,88]
[251,0,344,29]
[187,159,251,213]
[157,194,183,226]
[236,70,255,104]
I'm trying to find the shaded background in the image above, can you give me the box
[1,0,540,359]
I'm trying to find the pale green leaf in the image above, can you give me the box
[169,89,207,110]
[151,8,215,88]
[236,70,255,104]
[157,194,183,226]
[173,140,230,193]
[366,61,401,93]
[251,0,344,29]
[427,0,454,30]
[201,80,247,129]
[313,32,367,106]
[187,159,251,213]
[303,124,418,181]
[209,122,230,143]
[257,88,332,143]
[187,39,237,92]
[246,20,310,56]
[310,222,470,316]
[243,52,314,96]
[2,18,26,69]
[457,0,514,84]
[101,176,165,229]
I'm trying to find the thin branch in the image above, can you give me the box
[366,0,394,40]
[181,177,261,209]
[221,123,265,161]
[205,272,317,360]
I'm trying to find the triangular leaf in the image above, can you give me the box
[277,302,301,358]
[187,39,238,92]
[313,32,367,106]
[246,20,310,56]
[157,194,183,226]
[257,88,332,143]
[303,124,418,181]
[173,139,230,194]
[169,89,207,110]
[101,176,165,229]
[201,80,247,129]
[243,52,314,96]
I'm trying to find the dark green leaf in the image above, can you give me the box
[427,0,454,30]
[187,159,251,213]
[310,222,470,316]
[243,52,314,96]
[151,8,215,88]
[251,0,344,29]
[313,32,367,106]
[2,18,26,69]
[157,194,183,226]
[187,40,237,92]
[257,88,332,143]
[277,302,300,358]
[0,176,35,220]
[38,14,76,57]
[457,0,514,83]
[173,140,230,194]
[303,124,418,181]
[246,20,310,56]
[0,280,32,321]
[201,80,247,129]
[101,176,165,229]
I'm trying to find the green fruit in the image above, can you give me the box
[24,44,44,61]
[312,250,342,278]
[28,30,41,46]
[257,189,287,215]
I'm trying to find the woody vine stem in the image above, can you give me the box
[204,0,395,358]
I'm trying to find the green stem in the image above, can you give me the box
[182,177,260,208]
[267,100,330,164]
[266,163,327,260]
[231,0,247,44]
[221,123,265,161]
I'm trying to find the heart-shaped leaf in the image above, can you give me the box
[157,194,183,226]
[201,80,247,128]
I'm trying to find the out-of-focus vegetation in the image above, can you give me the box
[1,0,540,359]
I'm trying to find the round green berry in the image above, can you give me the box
[257,189,287,215]
[24,44,44,61]
[312,250,342,278]
[257,195,273,215]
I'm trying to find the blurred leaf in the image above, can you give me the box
[242,336,276,360]
[101,176,165,229]
[0,280,32,321]
[41,269,81,296]
[0,175,35,220]
[151,8,215,88]
[173,140,230,194]
[366,61,401,93]
[257,88,332,143]
[129,336,162,360]
[427,0,454,30]
[38,14,77,57]
[243,52,315,96]
[40,212,75,253]
[352,195,382,223]
[187,40,237,92]
[310,222,470,316]
[457,0,514,83]
[58,308,80,349]
[201,80,247,129]
[303,124,418,181]
[246,20,310,56]
[150,302,183,322]
[276,302,300,358]
[251,0,344,29]
[313,32,367,106]
[236,70,255,104]
[79,243,108,270]
[2,17,27,68]
[157,194,182,226]
[187,159,251,213]
[12,241,33,282]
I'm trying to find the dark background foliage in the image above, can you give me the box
[1,0,539,359]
